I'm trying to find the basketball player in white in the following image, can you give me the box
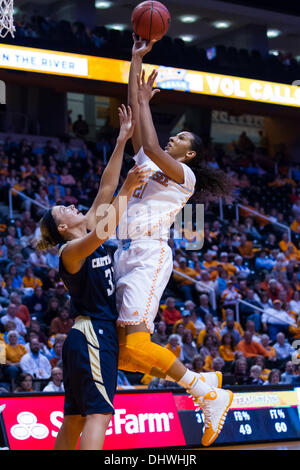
[114,34,233,446]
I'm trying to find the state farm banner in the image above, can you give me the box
[0,392,186,450]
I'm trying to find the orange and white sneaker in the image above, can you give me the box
[201,388,233,447]
[199,371,223,389]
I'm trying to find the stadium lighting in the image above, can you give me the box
[267,29,281,38]
[212,21,232,29]
[95,1,112,8]
[179,35,195,42]
[179,15,199,23]
[106,24,127,31]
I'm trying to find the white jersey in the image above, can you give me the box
[117,147,196,241]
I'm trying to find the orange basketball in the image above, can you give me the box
[131,1,171,41]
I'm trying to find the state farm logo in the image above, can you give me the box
[106,408,174,435]
[11,412,49,440]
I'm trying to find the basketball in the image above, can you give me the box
[131,1,171,41]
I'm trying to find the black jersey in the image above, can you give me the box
[59,243,118,322]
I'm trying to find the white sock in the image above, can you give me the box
[178,369,212,398]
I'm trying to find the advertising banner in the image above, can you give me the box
[1,43,300,108]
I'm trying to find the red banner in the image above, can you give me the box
[0,393,186,450]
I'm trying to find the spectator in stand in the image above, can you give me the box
[45,246,59,270]
[239,288,263,330]
[22,266,43,289]
[221,279,241,310]
[161,297,182,333]
[60,167,76,186]
[27,317,49,349]
[10,292,30,328]
[290,290,300,316]
[5,330,27,385]
[259,334,278,366]
[219,332,236,365]
[196,314,221,348]
[255,250,276,272]
[273,332,295,365]
[42,268,59,292]
[290,213,300,234]
[233,255,251,278]
[262,299,295,342]
[165,334,182,359]
[184,299,205,333]
[237,331,271,361]
[43,366,65,392]
[197,294,216,322]
[24,285,48,323]
[173,309,197,339]
[0,236,8,264]
[234,357,249,385]
[7,264,24,290]
[28,248,48,275]
[49,338,64,368]
[151,320,169,346]
[220,312,243,346]
[49,307,73,336]
[219,252,237,278]
[20,337,52,382]
[172,257,200,301]
[264,368,282,385]
[203,345,221,372]
[54,281,69,307]
[181,329,198,364]
[14,372,34,393]
[237,234,254,261]
[1,303,27,337]
[247,365,264,385]
[281,361,296,384]
[244,319,262,343]
[72,114,89,139]
[202,251,219,279]
[212,356,225,373]
[191,354,204,374]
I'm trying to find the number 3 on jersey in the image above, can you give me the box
[133,183,148,199]
[105,267,114,296]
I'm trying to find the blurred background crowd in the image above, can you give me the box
[0,119,300,394]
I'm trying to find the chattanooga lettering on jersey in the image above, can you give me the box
[105,408,172,435]
[92,254,112,269]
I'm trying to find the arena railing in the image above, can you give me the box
[172,269,217,310]
[8,187,49,220]
[172,269,295,329]
[235,203,292,242]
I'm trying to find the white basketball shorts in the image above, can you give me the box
[114,238,173,334]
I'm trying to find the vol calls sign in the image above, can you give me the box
[1,393,186,450]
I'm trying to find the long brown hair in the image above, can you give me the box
[187,132,234,203]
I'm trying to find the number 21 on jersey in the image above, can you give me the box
[133,183,148,199]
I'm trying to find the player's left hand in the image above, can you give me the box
[118,104,136,141]
[136,69,160,103]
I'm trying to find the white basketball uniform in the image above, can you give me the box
[114,147,196,333]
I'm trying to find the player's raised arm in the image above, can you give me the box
[59,164,150,274]
[137,69,185,184]
[85,105,135,230]
[128,33,157,154]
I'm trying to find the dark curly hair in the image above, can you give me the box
[187,132,235,203]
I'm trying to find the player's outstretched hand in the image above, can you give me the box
[132,32,157,59]
[137,68,160,103]
[118,104,136,141]
[123,163,150,191]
